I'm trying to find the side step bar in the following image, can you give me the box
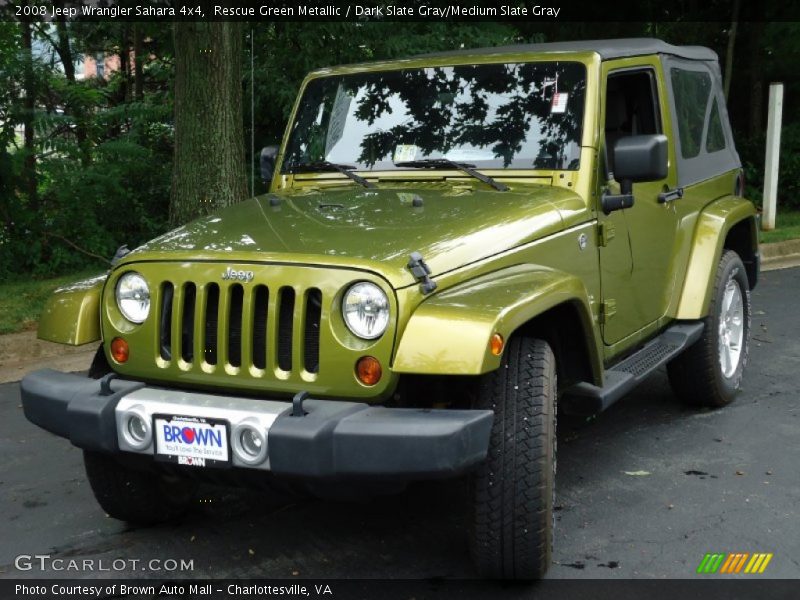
[562,322,704,416]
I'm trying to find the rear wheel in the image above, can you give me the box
[469,336,557,580]
[668,250,751,407]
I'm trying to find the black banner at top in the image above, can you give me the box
[0,0,797,22]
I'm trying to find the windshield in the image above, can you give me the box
[282,61,586,173]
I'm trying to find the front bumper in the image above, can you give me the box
[21,369,493,480]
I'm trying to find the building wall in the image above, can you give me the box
[82,53,122,80]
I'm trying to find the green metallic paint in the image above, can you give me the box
[120,184,579,289]
[597,57,681,345]
[37,274,107,346]
[37,45,757,403]
[675,196,757,319]
[102,262,399,400]
[393,264,600,379]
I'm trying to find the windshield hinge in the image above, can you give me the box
[598,221,616,247]
[407,252,437,294]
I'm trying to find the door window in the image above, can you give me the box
[604,69,662,176]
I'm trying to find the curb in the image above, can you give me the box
[761,239,800,269]
[761,239,800,271]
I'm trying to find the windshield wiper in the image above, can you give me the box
[394,159,509,192]
[288,160,375,189]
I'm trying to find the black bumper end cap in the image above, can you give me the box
[268,400,494,479]
[21,369,144,452]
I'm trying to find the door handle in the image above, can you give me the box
[658,187,684,203]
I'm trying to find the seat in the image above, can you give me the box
[605,88,631,173]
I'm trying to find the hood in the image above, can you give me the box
[125,184,587,288]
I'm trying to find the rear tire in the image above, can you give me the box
[667,250,751,407]
[469,336,557,580]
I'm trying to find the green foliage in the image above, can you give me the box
[738,122,800,211]
[0,21,173,281]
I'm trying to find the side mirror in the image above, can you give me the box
[260,145,279,186]
[613,134,668,192]
[602,134,668,214]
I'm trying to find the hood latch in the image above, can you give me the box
[407,252,437,295]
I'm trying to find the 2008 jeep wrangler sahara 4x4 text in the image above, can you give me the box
[22,39,758,579]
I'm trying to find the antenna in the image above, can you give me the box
[250,28,255,197]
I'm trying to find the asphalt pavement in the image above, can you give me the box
[0,267,798,581]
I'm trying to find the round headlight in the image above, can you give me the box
[342,282,390,340]
[116,272,150,324]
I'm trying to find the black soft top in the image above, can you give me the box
[418,38,717,62]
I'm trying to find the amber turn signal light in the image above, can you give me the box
[111,337,129,363]
[356,356,382,386]
[490,333,505,356]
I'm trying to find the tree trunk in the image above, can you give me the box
[723,0,740,100]
[120,25,131,102]
[52,3,90,164]
[133,24,144,101]
[747,21,765,137]
[170,22,247,227]
[20,8,37,209]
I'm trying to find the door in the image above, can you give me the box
[598,61,681,345]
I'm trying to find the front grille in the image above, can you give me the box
[277,287,295,371]
[158,281,323,374]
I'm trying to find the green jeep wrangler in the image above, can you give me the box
[22,39,758,579]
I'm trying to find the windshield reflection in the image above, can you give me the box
[284,62,586,172]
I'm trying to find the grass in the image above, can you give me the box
[760,210,800,244]
[0,269,103,335]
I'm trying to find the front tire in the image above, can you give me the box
[469,336,557,580]
[83,345,195,525]
[668,249,751,407]
[83,451,195,525]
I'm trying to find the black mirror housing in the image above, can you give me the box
[612,134,668,184]
[260,145,279,186]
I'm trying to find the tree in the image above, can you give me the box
[169,22,247,227]
[19,3,37,208]
[723,0,740,100]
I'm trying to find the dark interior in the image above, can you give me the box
[605,70,662,174]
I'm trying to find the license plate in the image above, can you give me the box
[153,414,230,468]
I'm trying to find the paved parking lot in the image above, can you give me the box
[0,267,797,581]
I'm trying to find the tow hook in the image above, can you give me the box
[292,391,310,416]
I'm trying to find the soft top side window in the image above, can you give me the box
[705,99,727,153]
[663,57,740,187]
[670,68,712,159]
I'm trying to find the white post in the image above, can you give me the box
[762,82,783,231]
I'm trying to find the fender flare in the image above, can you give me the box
[675,196,758,320]
[37,274,106,345]
[392,264,601,380]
